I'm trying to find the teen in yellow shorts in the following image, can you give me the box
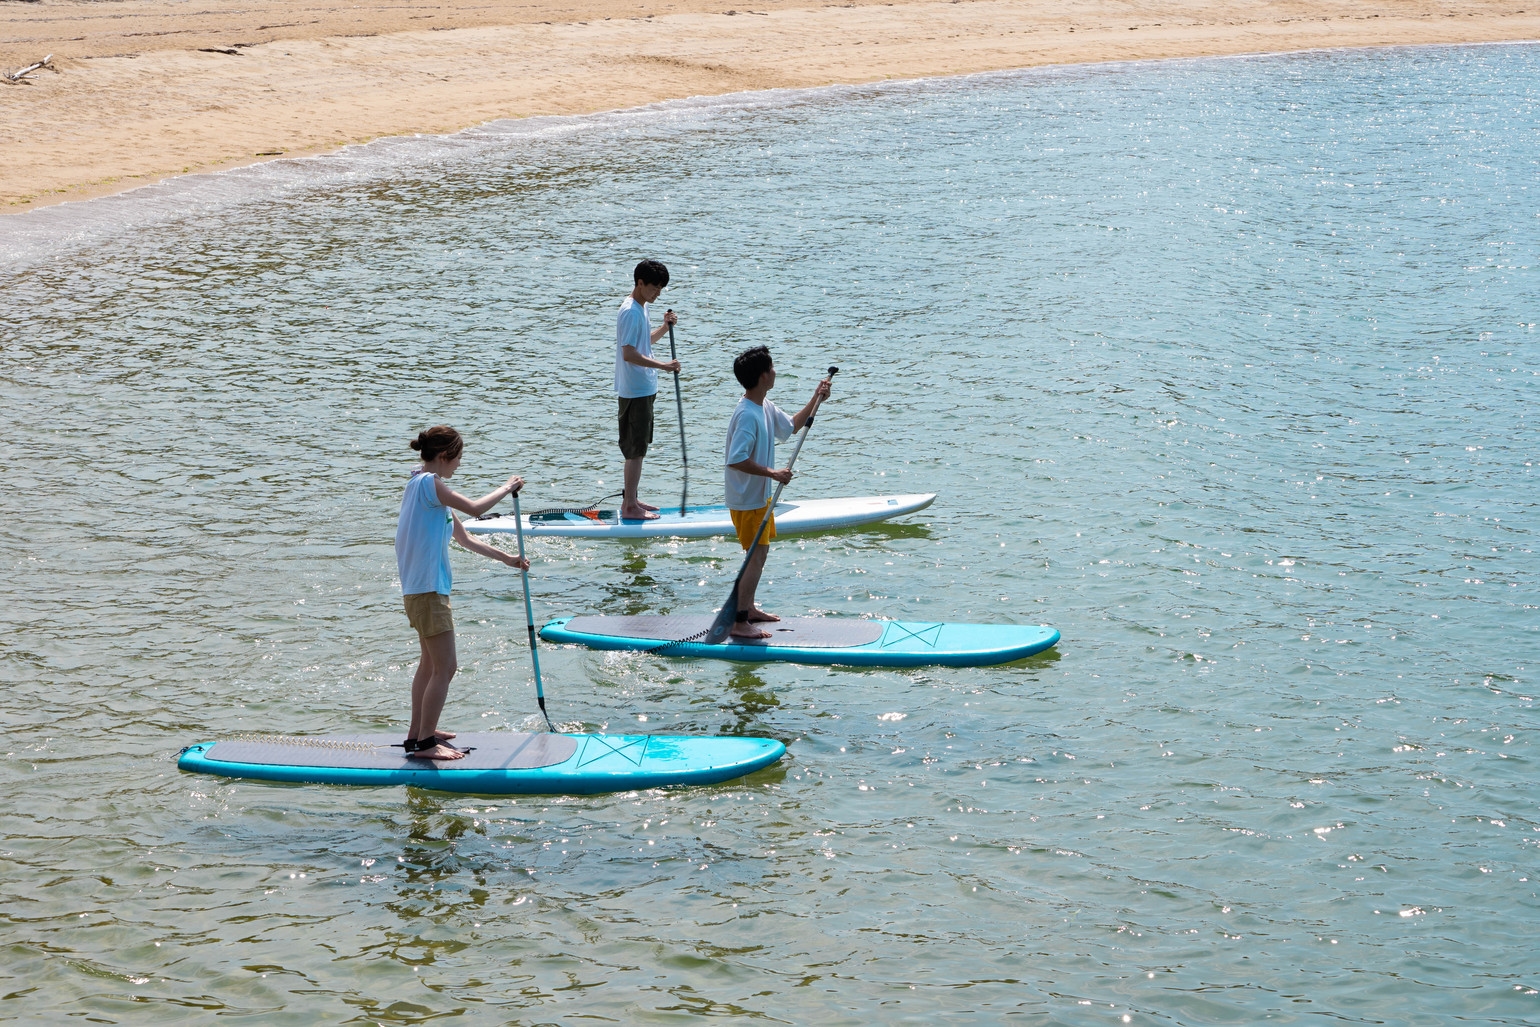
[722,346,833,639]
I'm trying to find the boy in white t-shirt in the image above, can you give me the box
[614,258,681,521]
[723,346,833,639]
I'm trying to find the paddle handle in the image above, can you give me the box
[667,313,686,468]
[667,312,687,517]
[512,491,553,731]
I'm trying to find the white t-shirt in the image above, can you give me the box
[724,397,794,510]
[614,297,657,399]
[395,470,454,596]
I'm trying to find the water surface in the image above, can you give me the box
[2,43,1538,1024]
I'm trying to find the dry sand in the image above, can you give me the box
[2,0,1536,212]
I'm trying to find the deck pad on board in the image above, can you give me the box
[201,733,577,771]
[560,615,884,649]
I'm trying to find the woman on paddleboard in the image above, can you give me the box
[397,425,528,761]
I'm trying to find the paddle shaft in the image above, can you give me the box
[704,367,838,645]
[667,312,687,517]
[511,492,554,731]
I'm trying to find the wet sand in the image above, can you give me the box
[2,0,1537,211]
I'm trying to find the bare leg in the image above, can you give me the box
[407,637,434,742]
[731,546,773,639]
[408,629,465,761]
[621,456,659,520]
[405,649,454,742]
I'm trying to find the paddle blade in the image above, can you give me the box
[703,581,742,646]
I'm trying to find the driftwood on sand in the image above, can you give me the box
[3,54,55,84]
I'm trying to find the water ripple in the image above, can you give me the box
[2,41,1538,1025]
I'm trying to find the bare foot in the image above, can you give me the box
[620,505,660,520]
[729,624,773,640]
[408,742,466,761]
[640,501,660,512]
[432,729,456,741]
[746,607,780,623]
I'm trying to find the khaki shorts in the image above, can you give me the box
[618,394,655,459]
[730,502,776,550]
[403,592,454,638]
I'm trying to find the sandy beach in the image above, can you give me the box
[2,0,1536,211]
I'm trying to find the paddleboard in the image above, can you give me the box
[467,493,936,540]
[539,615,1061,668]
[177,731,785,794]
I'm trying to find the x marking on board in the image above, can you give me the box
[577,734,651,768]
[880,622,944,648]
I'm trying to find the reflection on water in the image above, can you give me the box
[716,665,783,733]
[610,549,661,615]
[2,42,1539,1024]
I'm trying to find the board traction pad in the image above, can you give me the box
[203,732,578,771]
[559,615,885,649]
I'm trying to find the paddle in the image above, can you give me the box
[666,310,687,517]
[511,490,555,731]
[702,366,838,646]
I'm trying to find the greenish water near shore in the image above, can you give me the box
[2,43,1537,1024]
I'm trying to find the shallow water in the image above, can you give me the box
[2,42,1538,1025]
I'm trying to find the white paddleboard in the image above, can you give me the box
[466,493,935,540]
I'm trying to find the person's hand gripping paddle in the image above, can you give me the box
[703,366,838,646]
[511,489,555,731]
[666,309,688,517]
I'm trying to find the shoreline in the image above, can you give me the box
[3,0,1537,214]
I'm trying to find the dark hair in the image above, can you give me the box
[734,346,773,390]
[410,425,463,463]
[633,259,670,288]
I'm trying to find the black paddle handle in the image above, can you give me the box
[806,367,838,429]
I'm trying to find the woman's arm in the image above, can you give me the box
[436,474,524,518]
[451,516,530,570]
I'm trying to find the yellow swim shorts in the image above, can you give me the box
[730,502,776,551]
[403,592,454,638]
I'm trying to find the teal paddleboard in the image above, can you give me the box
[539,615,1060,668]
[177,732,785,794]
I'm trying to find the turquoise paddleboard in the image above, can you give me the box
[539,615,1060,668]
[178,732,785,794]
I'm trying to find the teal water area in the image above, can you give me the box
[2,43,1537,1024]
